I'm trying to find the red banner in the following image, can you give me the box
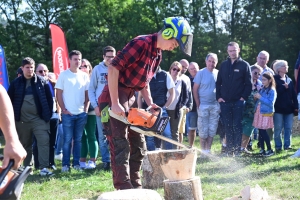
[49,24,69,79]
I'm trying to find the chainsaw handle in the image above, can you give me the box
[146,106,162,117]
[0,160,14,185]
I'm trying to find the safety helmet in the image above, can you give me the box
[162,17,193,56]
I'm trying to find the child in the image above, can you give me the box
[253,72,277,157]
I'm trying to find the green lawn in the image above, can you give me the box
[1,122,300,200]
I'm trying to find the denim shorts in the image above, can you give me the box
[186,111,197,130]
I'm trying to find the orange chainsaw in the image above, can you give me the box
[109,107,190,149]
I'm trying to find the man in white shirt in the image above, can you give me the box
[56,50,90,172]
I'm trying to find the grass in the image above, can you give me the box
[1,120,300,200]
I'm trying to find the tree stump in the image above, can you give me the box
[159,148,197,181]
[97,189,162,200]
[142,150,166,189]
[164,176,203,200]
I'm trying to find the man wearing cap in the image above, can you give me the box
[98,16,193,190]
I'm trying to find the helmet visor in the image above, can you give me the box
[178,34,193,56]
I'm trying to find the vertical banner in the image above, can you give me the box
[0,45,9,90]
[49,24,69,79]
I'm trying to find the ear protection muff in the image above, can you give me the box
[162,28,174,40]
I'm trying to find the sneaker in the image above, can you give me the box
[86,160,96,169]
[233,150,242,157]
[259,149,265,155]
[103,162,110,171]
[240,148,252,156]
[40,168,54,176]
[80,162,87,169]
[290,148,300,158]
[221,145,227,154]
[51,165,57,170]
[61,165,70,173]
[275,149,282,154]
[246,145,253,151]
[55,154,63,161]
[200,150,208,158]
[264,150,274,157]
[73,165,82,171]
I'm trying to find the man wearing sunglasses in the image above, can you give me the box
[33,63,59,170]
[98,16,193,190]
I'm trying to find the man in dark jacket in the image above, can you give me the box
[8,57,54,176]
[216,42,252,156]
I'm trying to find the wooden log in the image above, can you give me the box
[142,150,166,189]
[97,189,162,200]
[159,149,197,181]
[163,176,203,200]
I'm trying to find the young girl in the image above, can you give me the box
[253,72,277,157]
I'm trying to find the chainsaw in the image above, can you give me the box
[0,159,32,200]
[109,107,191,149]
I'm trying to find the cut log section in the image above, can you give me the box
[142,150,166,189]
[164,176,203,200]
[159,148,197,181]
[97,189,162,200]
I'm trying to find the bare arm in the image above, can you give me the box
[164,88,175,108]
[84,90,90,113]
[56,89,72,115]
[193,83,200,108]
[137,91,143,109]
[108,65,125,116]
[295,69,298,82]
[0,85,26,169]
[139,84,154,107]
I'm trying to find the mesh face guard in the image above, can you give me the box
[163,17,193,56]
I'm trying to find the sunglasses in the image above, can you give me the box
[105,55,114,59]
[38,70,48,74]
[79,65,88,69]
[254,72,260,76]
[172,68,180,72]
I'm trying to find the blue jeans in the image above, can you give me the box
[273,113,293,150]
[145,108,172,150]
[220,100,244,151]
[55,123,64,155]
[96,116,110,163]
[62,112,87,167]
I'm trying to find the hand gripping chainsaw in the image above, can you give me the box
[0,159,32,200]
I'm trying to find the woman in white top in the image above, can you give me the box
[166,61,189,149]
[79,59,98,169]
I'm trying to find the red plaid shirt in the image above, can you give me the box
[111,33,162,91]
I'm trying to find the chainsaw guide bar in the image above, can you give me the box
[109,108,190,149]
